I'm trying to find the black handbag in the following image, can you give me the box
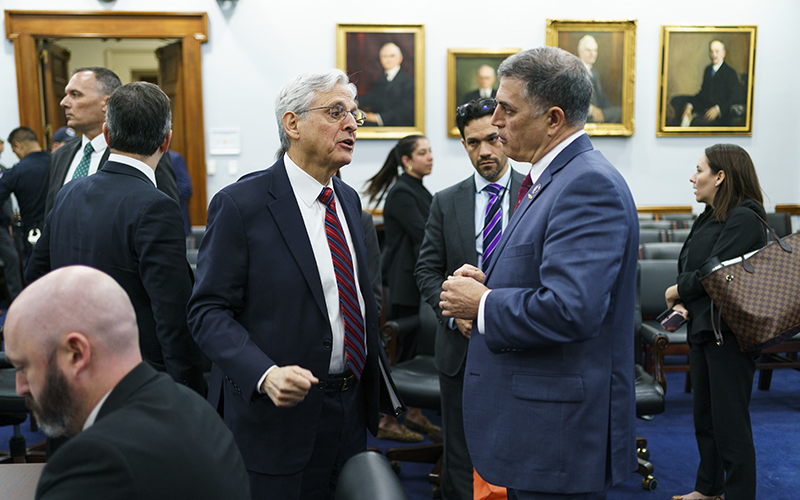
[699,216,800,352]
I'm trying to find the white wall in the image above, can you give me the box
[1,0,798,214]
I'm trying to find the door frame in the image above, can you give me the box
[5,10,209,223]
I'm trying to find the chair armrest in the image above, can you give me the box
[640,323,670,351]
[380,316,421,366]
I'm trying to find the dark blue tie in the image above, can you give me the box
[319,187,366,379]
[482,183,503,270]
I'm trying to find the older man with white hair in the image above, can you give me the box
[189,69,385,499]
[359,42,415,126]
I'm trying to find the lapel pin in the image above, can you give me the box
[529,184,541,198]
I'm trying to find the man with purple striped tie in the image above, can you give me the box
[415,98,524,500]
[188,69,385,500]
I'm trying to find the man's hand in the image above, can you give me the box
[588,104,605,123]
[703,105,721,122]
[261,365,319,408]
[440,274,487,320]
[681,104,694,125]
[453,263,485,284]
[455,318,472,339]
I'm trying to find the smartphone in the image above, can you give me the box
[657,309,687,332]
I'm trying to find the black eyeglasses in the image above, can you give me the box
[456,98,497,117]
[298,105,367,126]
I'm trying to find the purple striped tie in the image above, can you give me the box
[319,187,366,380]
[482,183,503,270]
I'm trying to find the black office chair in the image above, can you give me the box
[640,242,683,260]
[0,352,31,463]
[633,263,667,491]
[335,451,409,500]
[382,302,443,488]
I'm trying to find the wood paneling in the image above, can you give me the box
[5,10,209,224]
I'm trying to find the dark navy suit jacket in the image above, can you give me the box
[27,161,205,394]
[463,134,639,493]
[187,157,382,475]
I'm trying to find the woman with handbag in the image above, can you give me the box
[665,144,766,500]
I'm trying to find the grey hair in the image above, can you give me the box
[497,46,592,128]
[73,67,122,97]
[274,69,357,158]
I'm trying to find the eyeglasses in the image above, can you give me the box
[456,98,497,118]
[298,105,367,126]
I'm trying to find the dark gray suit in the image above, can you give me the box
[45,137,178,216]
[415,167,524,500]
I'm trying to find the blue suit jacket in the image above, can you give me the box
[187,157,382,475]
[463,134,638,493]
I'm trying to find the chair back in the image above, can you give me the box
[767,212,792,238]
[639,220,676,230]
[638,260,679,318]
[639,228,667,244]
[668,229,691,243]
[641,242,683,260]
[335,451,409,500]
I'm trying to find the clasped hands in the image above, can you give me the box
[439,264,489,322]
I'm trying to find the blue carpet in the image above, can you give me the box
[3,367,798,499]
[379,369,800,500]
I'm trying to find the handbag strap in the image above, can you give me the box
[709,281,727,346]
[751,211,791,253]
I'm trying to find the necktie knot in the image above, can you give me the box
[72,141,95,180]
[84,142,94,155]
[319,187,334,207]
[515,174,533,209]
[484,183,502,198]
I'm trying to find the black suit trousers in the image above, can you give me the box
[690,331,756,500]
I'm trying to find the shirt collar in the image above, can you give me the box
[474,164,512,194]
[284,154,331,208]
[712,61,723,73]
[83,133,108,155]
[107,153,158,186]
[527,129,585,185]
[385,66,401,82]
[82,390,112,431]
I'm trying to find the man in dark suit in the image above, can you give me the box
[45,66,178,216]
[674,40,744,127]
[359,42,415,126]
[0,138,22,301]
[440,47,638,499]
[188,69,383,500]
[27,82,205,395]
[4,266,250,500]
[461,64,498,105]
[577,35,622,124]
[2,127,50,261]
[415,98,524,500]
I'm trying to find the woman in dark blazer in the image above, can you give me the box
[365,134,437,442]
[665,144,766,500]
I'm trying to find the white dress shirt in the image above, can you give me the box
[257,155,367,392]
[106,153,157,186]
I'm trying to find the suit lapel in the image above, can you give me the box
[454,178,478,264]
[96,363,157,422]
[484,135,593,278]
[266,160,328,319]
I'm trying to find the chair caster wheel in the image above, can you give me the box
[637,447,650,460]
[642,475,658,491]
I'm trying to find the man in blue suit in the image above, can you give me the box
[188,69,383,500]
[440,47,638,499]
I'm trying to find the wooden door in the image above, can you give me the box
[157,42,185,157]
[39,40,70,149]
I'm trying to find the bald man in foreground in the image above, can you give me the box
[4,266,250,500]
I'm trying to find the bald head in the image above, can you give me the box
[7,266,139,358]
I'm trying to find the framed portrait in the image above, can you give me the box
[546,19,637,137]
[446,48,520,138]
[336,23,424,140]
[657,26,757,137]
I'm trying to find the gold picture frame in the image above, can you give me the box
[546,19,637,137]
[657,25,757,137]
[336,23,424,140]
[446,48,520,139]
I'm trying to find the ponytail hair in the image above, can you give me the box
[363,134,425,206]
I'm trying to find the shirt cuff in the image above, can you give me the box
[477,289,491,335]
[257,365,278,394]
[447,317,457,330]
